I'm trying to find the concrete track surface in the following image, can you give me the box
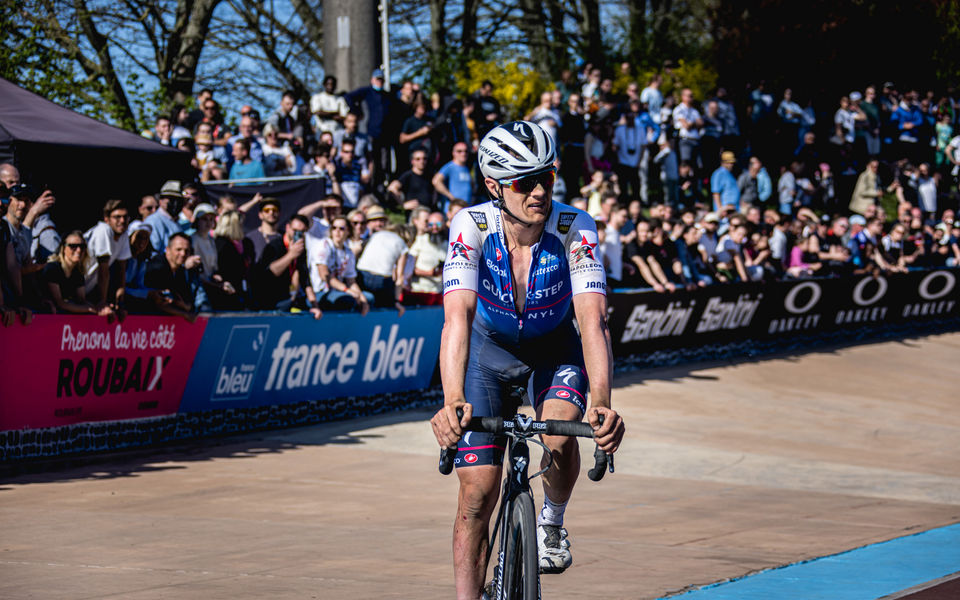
[2,332,959,599]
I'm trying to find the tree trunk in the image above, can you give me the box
[627,0,647,68]
[165,0,221,106]
[518,0,551,76]
[462,0,477,55]
[72,0,137,127]
[579,0,603,66]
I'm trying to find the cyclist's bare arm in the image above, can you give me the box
[573,292,625,454]
[431,289,477,449]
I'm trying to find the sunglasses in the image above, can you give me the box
[498,169,556,195]
[261,207,280,214]
[331,225,347,231]
[66,243,86,251]
[351,221,366,226]
[428,221,443,227]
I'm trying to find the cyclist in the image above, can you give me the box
[430,120,626,599]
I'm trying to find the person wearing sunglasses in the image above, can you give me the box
[42,232,114,319]
[430,120,625,597]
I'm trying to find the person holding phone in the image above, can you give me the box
[251,215,320,316]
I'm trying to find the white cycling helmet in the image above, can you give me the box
[478,120,556,181]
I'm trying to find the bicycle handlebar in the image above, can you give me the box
[438,411,613,481]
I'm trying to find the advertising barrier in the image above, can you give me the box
[178,308,444,413]
[2,271,957,461]
[0,315,208,431]
[609,268,960,356]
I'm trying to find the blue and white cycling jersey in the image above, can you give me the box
[442,201,606,343]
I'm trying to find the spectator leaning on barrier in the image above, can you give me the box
[42,231,115,320]
[145,180,185,252]
[626,220,674,292]
[123,223,154,313]
[211,209,253,311]
[308,215,372,315]
[407,211,447,296]
[252,214,319,314]
[715,222,764,282]
[144,231,201,321]
[676,224,712,287]
[83,199,131,312]
[356,216,407,315]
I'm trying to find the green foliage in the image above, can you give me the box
[664,59,718,101]
[454,60,551,120]
[0,5,82,112]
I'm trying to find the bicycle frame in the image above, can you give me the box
[489,417,541,600]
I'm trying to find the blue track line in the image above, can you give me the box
[659,523,960,600]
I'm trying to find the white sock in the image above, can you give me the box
[537,496,567,527]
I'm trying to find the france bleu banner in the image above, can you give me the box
[179,308,444,412]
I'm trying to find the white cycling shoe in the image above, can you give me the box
[537,524,572,574]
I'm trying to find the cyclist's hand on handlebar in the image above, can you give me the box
[587,407,625,454]
[431,401,473,449]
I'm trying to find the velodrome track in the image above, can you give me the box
[1,332,959,599]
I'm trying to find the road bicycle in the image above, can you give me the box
[439,402,613,600]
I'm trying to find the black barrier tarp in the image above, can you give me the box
[608,269,960,356]
[0,77,193,229]
[202,177,328,230]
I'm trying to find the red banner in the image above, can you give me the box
[0,315,207,430]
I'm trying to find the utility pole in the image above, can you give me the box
[322,0,382,93]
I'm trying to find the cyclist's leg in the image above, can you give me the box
[532,364,587,507]
[454,334,529,599]
[531,361,587,574]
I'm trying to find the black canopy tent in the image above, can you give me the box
[0,77,193,231]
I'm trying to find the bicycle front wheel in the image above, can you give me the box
[501,492,539,600]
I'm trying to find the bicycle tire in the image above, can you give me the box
[500,493,539,600]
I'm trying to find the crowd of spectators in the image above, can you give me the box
[3,61,960,325]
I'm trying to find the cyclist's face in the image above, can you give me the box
[486,171,554,226]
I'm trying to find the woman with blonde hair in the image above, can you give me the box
[43,231,115,319]
[345,208,368,257]
[213,210,254,310]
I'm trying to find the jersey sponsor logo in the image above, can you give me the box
[482,278,513,304]
[468,211,488,231]
[449,233,475,260]
[585,280,604,290]
[555,389,571,399]
[570,234,597,263]
[533,263,560,276]
[464,453,479,464]
[558,212,577,234]
[527,279,564,300]
[495,246,503,261]
[485,258,509,278]
[443,278,461,289]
